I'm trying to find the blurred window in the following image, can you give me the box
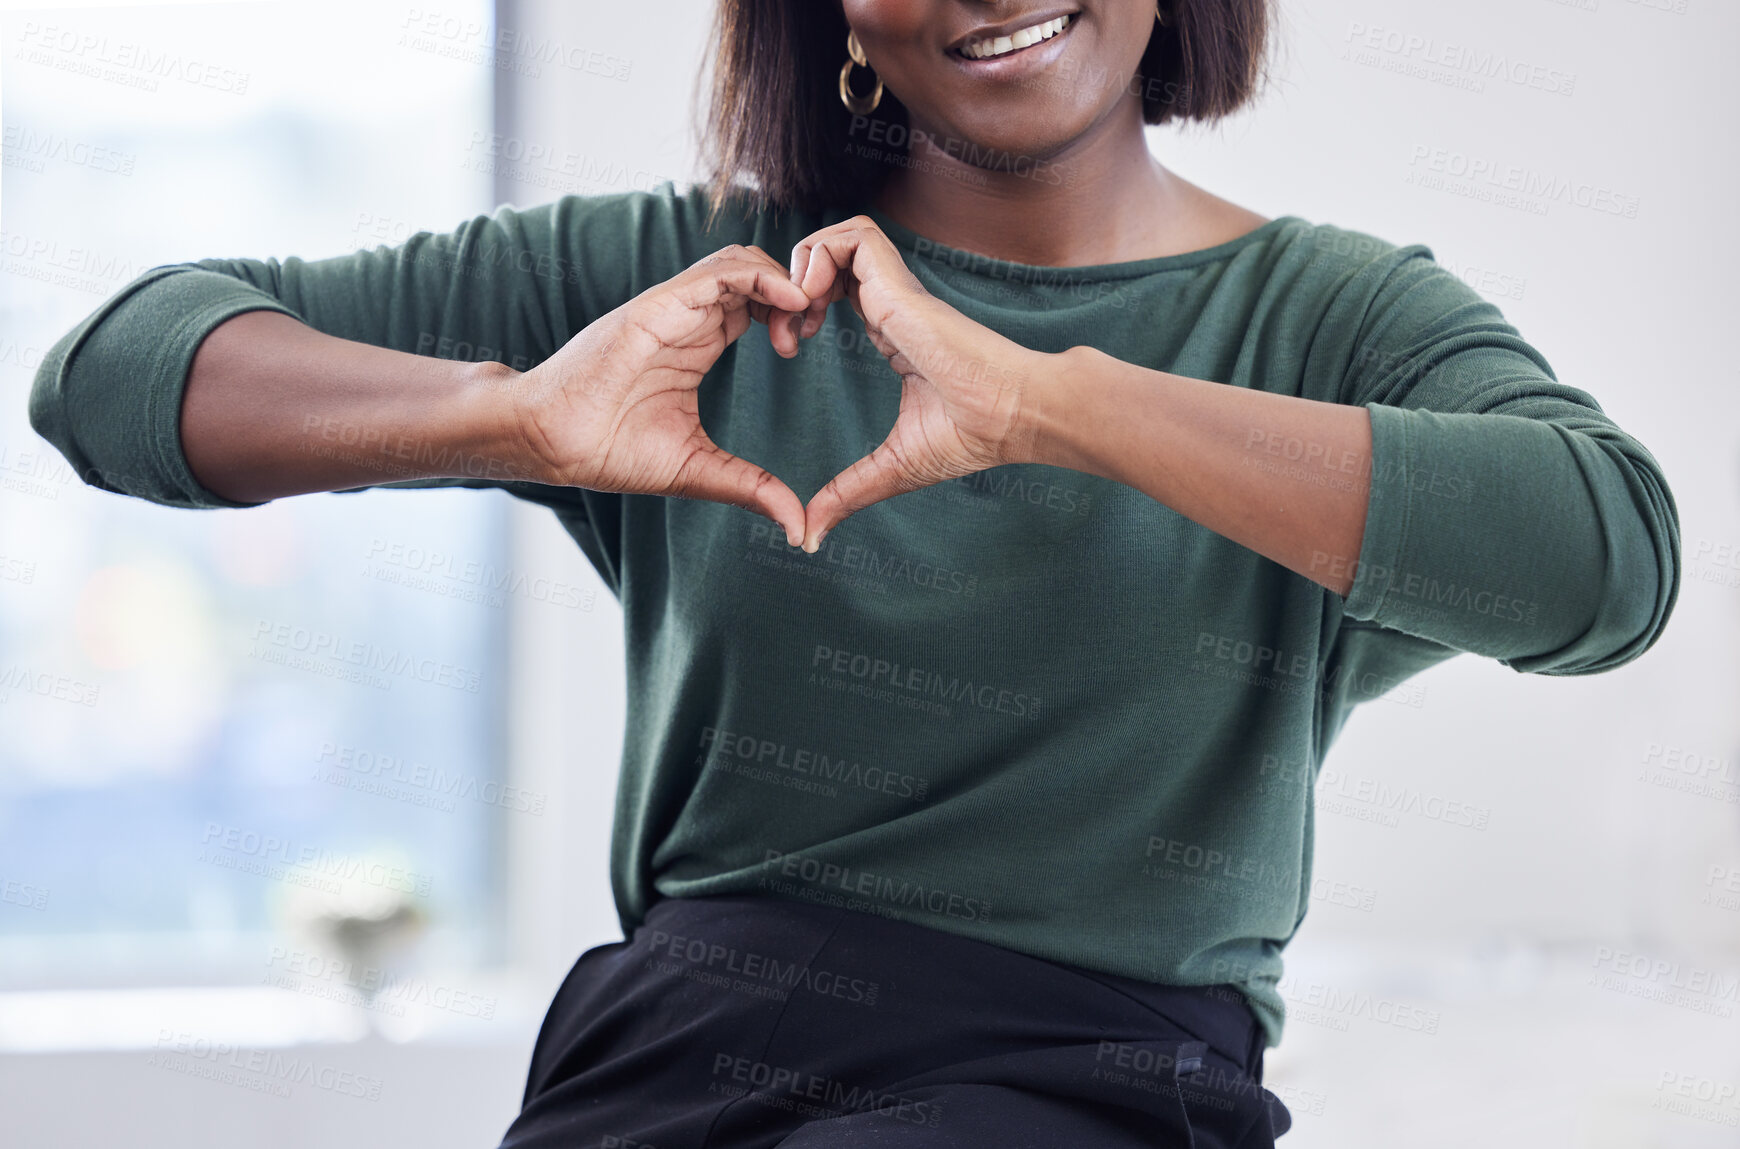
[0,0,514,989]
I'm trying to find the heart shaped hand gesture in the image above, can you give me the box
[783,216,1045,552]
[508,222,1045,552]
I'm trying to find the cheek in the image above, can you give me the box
[846,0,930,42]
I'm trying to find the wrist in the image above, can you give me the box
[442,358,550,486]
[1023,344,1108,476]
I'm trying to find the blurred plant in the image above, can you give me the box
[280,872,429,1022]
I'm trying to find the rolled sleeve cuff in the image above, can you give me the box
[1340,403,1411,624]
[67,268,298,508]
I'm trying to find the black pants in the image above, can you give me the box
[499,895,1291,1148]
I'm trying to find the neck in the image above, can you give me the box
[869,97,1185,268]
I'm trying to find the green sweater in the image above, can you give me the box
[28,182,1680,1046]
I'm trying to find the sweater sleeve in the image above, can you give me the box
[26,184,702,513]
[1332,249,1680,675]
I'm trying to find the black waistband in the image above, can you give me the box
[639,892,1261,1072]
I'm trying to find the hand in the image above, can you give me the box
[508,244,813,545]
[787,215,1047,552]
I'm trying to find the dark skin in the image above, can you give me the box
[845,0,1273,265]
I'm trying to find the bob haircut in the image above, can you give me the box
[697,0,1276,229]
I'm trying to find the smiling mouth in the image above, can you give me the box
[952,12,1076,62]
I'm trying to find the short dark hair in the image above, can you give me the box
[696,0,1276,228]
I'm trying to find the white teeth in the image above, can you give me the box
[962,13,1070,60]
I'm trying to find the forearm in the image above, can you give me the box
[182,310,534,503]
[1028,345,1371,595]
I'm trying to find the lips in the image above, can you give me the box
[948,9,1080,61]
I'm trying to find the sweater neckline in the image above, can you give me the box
[862,206,1304,283]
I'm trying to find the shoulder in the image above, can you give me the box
[1269,219,1433,284]
[1166,184,1428,284]
[1263,219,1507,337]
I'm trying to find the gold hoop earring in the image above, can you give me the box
[1155,3,1166,27]
[839,29,883,114]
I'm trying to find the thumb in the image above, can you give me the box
[801,445,911,553]
[676,440,807,547]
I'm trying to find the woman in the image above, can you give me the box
[29,0,1680,1145]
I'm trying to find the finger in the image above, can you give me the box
[789,221,876,320]
[680,247,813,316]
[787,229,844,290]
[769,309,806,358]
[792,233,858,310]
[787,215,888,285]
[771,276,830,344]
[744,301,810,359]
[791,248,855,342]
[798,293,832,341]
[745,299,793,357]
[788,219,891,335]
[795,224,923,338]
[796,217,911,293]
[687,246,819,359]
[801,442,919,554]
[732,246,817,317]
[781,310,806,357]
[673,436,808,548]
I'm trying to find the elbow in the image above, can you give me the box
[26,339,98,491]
[1509,463,1681,677]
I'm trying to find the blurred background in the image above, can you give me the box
[0,0,1735,1145]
